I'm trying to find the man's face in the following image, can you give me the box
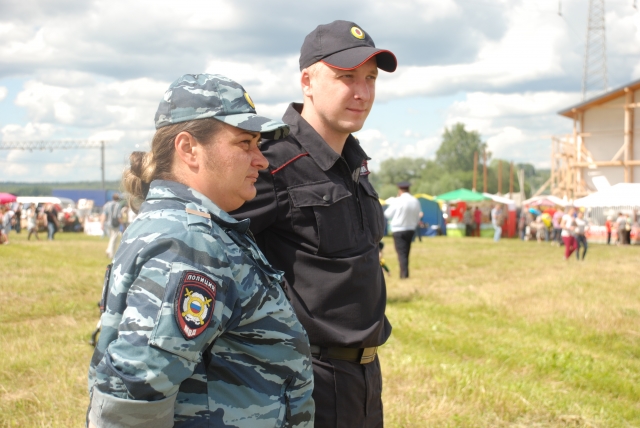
[305,57,378,136]
[199,123,268,212]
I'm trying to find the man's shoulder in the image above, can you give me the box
[260,135,305,166]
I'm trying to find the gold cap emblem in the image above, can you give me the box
[351,27,365,39]
[244,92,255,109]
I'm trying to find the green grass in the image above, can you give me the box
[381,237,640,427]
[1,232,639,427]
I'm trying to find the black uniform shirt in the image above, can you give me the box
[231,103,392,349]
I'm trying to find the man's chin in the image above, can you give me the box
[338,121,367,135]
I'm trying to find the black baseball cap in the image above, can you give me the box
[299,20,397,72]
[397,181,411,189]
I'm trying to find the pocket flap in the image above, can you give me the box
[359,179,379,198]
[288,180,352,208]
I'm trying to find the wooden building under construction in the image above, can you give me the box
[551,78,640,199]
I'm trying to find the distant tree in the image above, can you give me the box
[436,123,489,173]
[377,157,428,186]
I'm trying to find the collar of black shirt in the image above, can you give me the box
[283,103,370,174]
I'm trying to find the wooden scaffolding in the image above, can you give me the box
[550,81,640,200]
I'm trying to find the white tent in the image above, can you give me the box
[574,183,640,208]
[483,193,516,211]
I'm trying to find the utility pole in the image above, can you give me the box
[473,151,478,192]
[101,141,105,190]
[582,0,608,100]
[509,162,514,200]
[498,160,503,195]
[517,169,526,205]
[483,150,487,193]
[0,140,108,189]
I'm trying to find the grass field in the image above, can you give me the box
[1,232,639,427]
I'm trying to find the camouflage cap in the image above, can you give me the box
[154,74,289,140]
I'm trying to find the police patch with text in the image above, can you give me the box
[174,271,217,340]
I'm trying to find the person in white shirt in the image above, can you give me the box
[490,204,503,242]
[384,181,422,278]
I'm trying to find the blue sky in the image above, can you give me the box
[1,0,639,182]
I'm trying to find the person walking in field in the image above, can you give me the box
[101,194,122,259]
[574,210,588,260]
[463,206,473,237]
[561,207,578,260]
[26,205,40,241]
[44,203,59,240]
[605,215,613,245]
[1,205,14,244]
[624,213,632,245]
[13,203,22,234]
[385,181,422,279]
[615,212,626,245]
[491,204,503,242]
[0,205,9,245]
[552,207,564,246]
[473,206,482,237]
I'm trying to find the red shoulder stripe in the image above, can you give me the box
[271,153,309,175]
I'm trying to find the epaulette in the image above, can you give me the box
[185,203,212,232]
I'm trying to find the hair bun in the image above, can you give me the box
[129,151,146,179]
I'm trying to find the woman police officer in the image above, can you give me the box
[87,74,314,428]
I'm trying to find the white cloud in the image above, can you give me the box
[355,129,440,171]
[377,2,574,100]
[205,56,300,104]
[14,77,167,129]
[0,0,638,181]
[441,91,580,166]
[1,122,56,141]
[403,129,423,138]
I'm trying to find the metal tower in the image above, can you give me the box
[0,140,108,189]
[582,0,608,100]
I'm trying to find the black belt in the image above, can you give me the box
[309,345,377,364]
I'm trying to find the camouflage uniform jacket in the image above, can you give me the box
[88,180,314,428]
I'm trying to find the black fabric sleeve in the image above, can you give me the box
[230,168,278,235]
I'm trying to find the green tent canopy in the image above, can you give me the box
[436,188,490,202]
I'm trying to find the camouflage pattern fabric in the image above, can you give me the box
[154,73,289,140]
[88,180,314,428]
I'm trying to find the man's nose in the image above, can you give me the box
[353,78,372,102]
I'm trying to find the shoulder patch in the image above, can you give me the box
[175,271,217,340]
[360,159,371,176]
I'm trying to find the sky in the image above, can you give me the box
[0,0,639,182]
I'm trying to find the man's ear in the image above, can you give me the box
[301,69,313,98]
[174,131,201,170]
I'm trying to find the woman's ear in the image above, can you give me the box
[174,131,201,171]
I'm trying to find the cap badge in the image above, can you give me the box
[350,27,365,39]
[244,92,255,109]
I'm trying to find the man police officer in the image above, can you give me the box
[231,20,397,427]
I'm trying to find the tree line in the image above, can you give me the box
[368,123,550,200]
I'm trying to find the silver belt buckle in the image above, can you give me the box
[360,347,377,364]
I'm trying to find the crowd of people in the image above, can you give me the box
[516,205,637,261]
[0,202,62,244]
